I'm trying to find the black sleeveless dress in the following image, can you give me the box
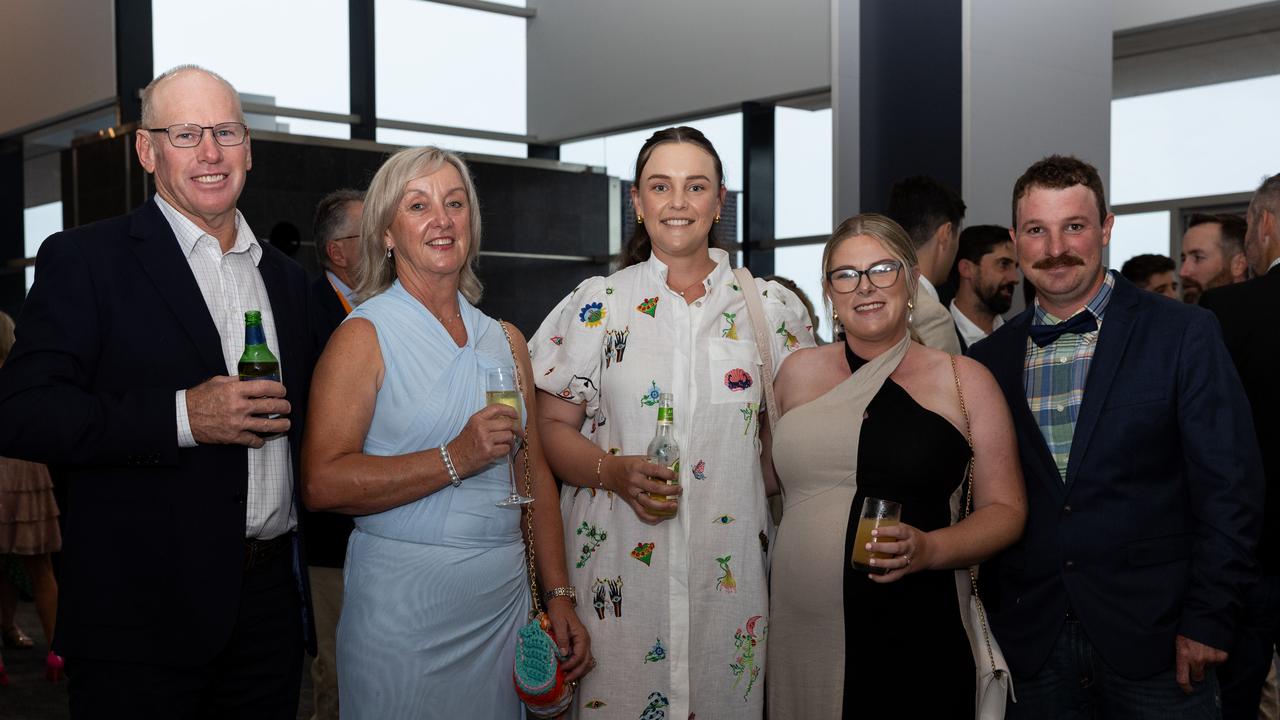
[840,346,975,718]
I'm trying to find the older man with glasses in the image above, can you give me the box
[0,64,315,718]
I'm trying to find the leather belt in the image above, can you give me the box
[244,534,291,572]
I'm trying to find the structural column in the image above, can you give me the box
[350,0,377,141]
[115,1,153,126]
[742,101,775,276]
[0,140,23,317]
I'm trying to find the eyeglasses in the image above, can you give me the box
[826,260,904,293]
[146,122,249,148]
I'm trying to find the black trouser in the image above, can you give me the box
[67,538,304,720]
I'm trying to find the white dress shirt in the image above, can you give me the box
[158,196,296,540]
[950,299,1004,348]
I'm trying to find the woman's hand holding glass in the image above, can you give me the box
[444,404,520,479]
[864,522,932,584]
[599,455,681,524]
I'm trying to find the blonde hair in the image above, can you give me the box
[354,146,484,304]
[820,213,920,338]
[0,311,15,366]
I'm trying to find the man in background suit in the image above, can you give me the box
[948,224,1018,352]
[1202,172,1280,720]
[0,65,313,718]
[887,175,965,353]
[969,155,1262,718]
[304,188,362,720]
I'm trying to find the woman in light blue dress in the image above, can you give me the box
[302,146,592,719]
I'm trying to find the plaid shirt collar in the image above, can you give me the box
[1032,270,1116,327]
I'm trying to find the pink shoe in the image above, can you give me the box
[46,651,63,682]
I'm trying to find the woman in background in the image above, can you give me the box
[0,311,63,684]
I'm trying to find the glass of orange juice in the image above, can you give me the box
[850,497,901,574]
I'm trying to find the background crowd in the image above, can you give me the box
[0,64,1276,720]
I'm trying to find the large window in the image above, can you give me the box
[376,0,526,137]
[773,106,833,341]
[152,0,351,139]
[1109,211,1171,271]
[1112,74,1280,206]
[24,202,62,292]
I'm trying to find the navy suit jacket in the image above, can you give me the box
[0,199,316,664]
[1201,265,1280,574]
[968,273,1263,679]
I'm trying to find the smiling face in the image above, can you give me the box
[630,142,726,263]
[1013,184,1112,318]
[384,163,471,283]
[826,233,912,345]
[135,70,250,243]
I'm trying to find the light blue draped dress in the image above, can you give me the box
[337,281,529,719]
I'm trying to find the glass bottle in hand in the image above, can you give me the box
[647,393,681,518]
[238,310,280,381]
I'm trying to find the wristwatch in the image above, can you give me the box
[545,586,577,607]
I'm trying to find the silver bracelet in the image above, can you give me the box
[440,444,462,487]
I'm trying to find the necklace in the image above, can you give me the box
[673,277,707,297]
[432,310,462,325]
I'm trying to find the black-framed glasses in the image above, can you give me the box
[827,260,903,294]
[147,122,249,148]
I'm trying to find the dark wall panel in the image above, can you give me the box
[859,0,963,212]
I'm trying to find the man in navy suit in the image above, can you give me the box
[969,155,1262,718]
[1202,172,1280,720]
[0,65,313,718]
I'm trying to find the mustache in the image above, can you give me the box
[1032,255,1085,270]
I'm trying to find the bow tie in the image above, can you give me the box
[1029,311,1098,347]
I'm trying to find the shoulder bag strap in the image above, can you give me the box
[498,320,541,615]
[950,354,998,676]
[732,267,778,430]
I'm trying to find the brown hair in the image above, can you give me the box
[1011,155,1108,228]
[619,126,726,269]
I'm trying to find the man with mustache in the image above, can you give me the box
[968,155,1262,718]
[1180,213,1248,304]
[948,224,1019,351]
[1199,173,1280,720]
[1119,253,1179,300]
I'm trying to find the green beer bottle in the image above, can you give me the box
[238,310,280,382]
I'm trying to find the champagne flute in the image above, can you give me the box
[487,367,534,507]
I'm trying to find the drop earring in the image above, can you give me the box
[907,300,914,324]
[386,246,394,259]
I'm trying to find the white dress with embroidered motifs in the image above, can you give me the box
[531,248,815,720]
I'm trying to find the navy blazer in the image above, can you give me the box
[0,199,316,664]
[1201,266,1280,575]
[968,273,1262,680]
